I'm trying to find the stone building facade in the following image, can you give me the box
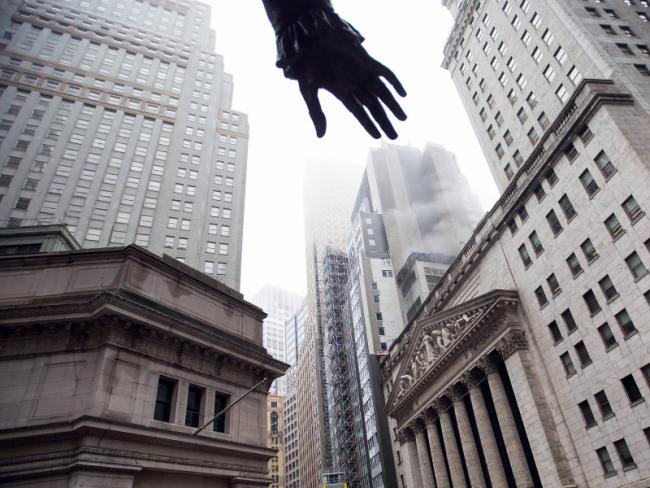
[267,395,285,488]
[0,242,287,487]
[381,0,650,487]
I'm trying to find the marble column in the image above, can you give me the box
[412,419,436,488]
[463,370,508,488]
[450,384,486,488]
[398,428,423,488]
[481,356,534,488]
[424,409,451,488]
[437,398,467,488]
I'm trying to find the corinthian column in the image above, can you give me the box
[424,408,451,488]
[437,398,467,488]
[450,384,486,488]
[462,370,508,488]
[412,419,436,488]
[480,356,534,488]
[397,428,423,488]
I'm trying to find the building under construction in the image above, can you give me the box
[322,247,370,488]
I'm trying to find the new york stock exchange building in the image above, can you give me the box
[380,126,650,488]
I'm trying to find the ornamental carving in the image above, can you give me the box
[496,329,528,359]
[396,309,484,400]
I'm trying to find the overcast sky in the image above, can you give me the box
[208,0,499,300]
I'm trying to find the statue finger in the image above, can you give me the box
[340,95,381,139]
[299,82,327,138]
[373,60,407,97]
[370,79,407,121]
[357,92,398,140]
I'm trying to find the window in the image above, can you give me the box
[517,206,528,222]
[533,184,546,202]
[626,252,647,280]
[508,219,518,235]
[548,320,563,343]
[595,151,616,178]
[382,270,393,278]
[614,439,636,469]
[604,214,624,239]
[598,323,618,350]
[643,364,650,388]
[622,195,643,223]
[558,195,576,220]
[581,238,599,263]
[568,66,583,86]
[529,231,544,255]
[560,309,577,335]
[615,310,637,338]
[14,197,30,210]
[185,385,203,427]
[526,91,538,108]
[592,390,614,420]
[154,377,175,422]
[621,374,644,404]
[599,275,618,301]
[560,352,576,376]
[547,273,561,296]
[578,125,594,145]
[567,253,583,277]
[542,28,554,46]
[564,144,579,163]
[213,393,229,433]
[578,400,597,428]
[535,286,548,307]
[517,107,528,124]
[546,210,563,236]
[538,111,550,130]
[579,170,599,197]
[596,447,616,476]
[527,127,539,145]
[518,244,532,267]
[575,341,592,367]
[556,85,570,103]
[531,46,543,64]
[543,64,556,82]
[583,290,602,315]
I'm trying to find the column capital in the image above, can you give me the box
[396,428,415,444]
[495,329,528,359]
[409,417,427,434]
[477,355,500,375]
[446,384,465,403]
[423,408,437,425]
[429,397,446,412]
[459,369,483,389]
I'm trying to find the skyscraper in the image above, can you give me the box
[382,2,650,487]
[250,284,303,395]
[296,158,362,488]
[0,0,248,289]
[346,143,482,488]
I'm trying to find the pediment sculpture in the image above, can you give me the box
[396,309,484,399]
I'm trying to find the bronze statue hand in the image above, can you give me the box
[289,34,407,139]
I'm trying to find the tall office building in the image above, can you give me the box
[382,2,650,487]
[285,298,307,368]
[346,143,481,488]
[0,0,248,289]
[295,158,362,488]
[251,284,303,395]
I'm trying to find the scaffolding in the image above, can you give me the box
[322,247,368,488]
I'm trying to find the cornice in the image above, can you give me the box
[442,0,482,70]
[0,290,287,376]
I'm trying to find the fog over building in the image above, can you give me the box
[383,2,650,488]
[0,0,248,289]
[295,158,362,488]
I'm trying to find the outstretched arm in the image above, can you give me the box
[261,0,407,139]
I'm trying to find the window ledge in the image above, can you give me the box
[590,309,602,318]
[566,371,577,379]
[634,271,649,282]
[566,215,577,224]
[586,422,597,430]
[605,343,619,352]
[587,256,600,266]
[572,270,584,280]
[630,212,645,225]
[568,328,578,336]
[606,294,620,304]
[581,361,593,369]
[535,249,545,257]
[623,330,639,341]
[622,464,638,472]
[553,230,564,238]
[588,189,600,200]
[540,302,549,310]
[602,413,615,421]
[612,231,627,243]
[604,471,617,479]
[552,289,563,298]
[603,171,617,182]
[630,398,645,408]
